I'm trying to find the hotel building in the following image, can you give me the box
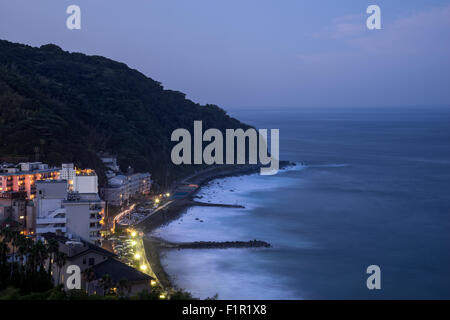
[0,162,60,199]
[101,172,152,206]
[60,163,98,193]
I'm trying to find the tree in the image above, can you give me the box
[82,267,96,295]
[54,252,67,286]
[100,274,113,296]
[117,279,131,298]
[46,239,59,276]
[9,230,20,278]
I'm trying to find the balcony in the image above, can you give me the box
[89,223,101,230]
[36,217,67,224]
[89,204,103,211]
[36,227,67,234]
[90,214,102,222]
[37,209,66,224]
[89,231,101,240]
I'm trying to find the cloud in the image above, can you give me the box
[308,4,450,57]
[294,4,450,107]
[351,4,450,56]
[309,14,366,40]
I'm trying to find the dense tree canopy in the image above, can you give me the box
[0,40,250,186]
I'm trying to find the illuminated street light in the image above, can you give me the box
[131,231,137,237]
[159,293,166,299]
[165,193,170,197]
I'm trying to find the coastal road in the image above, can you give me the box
[113,203,136,225]
[137,200,173,225]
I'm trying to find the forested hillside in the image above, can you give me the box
[0,40,250,186]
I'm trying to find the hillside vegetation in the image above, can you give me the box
[0,40,250,186]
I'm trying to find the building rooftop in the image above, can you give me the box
[41,232,115,258]
[91,258,154,283]
[0,167,59,176]
[35,179,67,184]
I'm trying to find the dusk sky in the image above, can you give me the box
[1,0,449,109]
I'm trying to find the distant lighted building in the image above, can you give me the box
[60,163,98,193]
[59,163,76,188]
[0,162,60,199]
[101,172,151,206]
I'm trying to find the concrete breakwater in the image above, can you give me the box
[175,240,271,249]
[154,237,271,249]
[189,201,245,208]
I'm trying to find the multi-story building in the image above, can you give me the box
[97,152,120,179]
[64,192,104,243]
[35,180,104,245]
[60,163,98,193]
[0,162,60,199]
[34,180,68,236]
[59,163,76,187]
[101,172,152,206]
[0,191,34,233]
[138,172,152,195]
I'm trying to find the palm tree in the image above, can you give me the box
[17,235,31,274]
[0,242,9,274]
[9,230,21,277]
[37,241,49,272]
[118,279,130,297]
[28,240,48,274]
[0,228,20,278]
[55,251,67,286]
[100,274,113,296]
[82,267,96,295]
[46,239,59,275]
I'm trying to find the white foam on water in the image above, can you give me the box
[150,164,308,299]
[162,249,303,300]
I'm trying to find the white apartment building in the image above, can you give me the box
[35,180,104,245]
[60,163,76,184]
[35,180,68,236]
[102,172,152,206]
[60,163,98,193]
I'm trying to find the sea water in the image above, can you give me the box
[151,106,450,299]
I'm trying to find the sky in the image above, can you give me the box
[0,0,449,109]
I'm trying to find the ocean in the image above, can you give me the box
[151,106,450,299]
